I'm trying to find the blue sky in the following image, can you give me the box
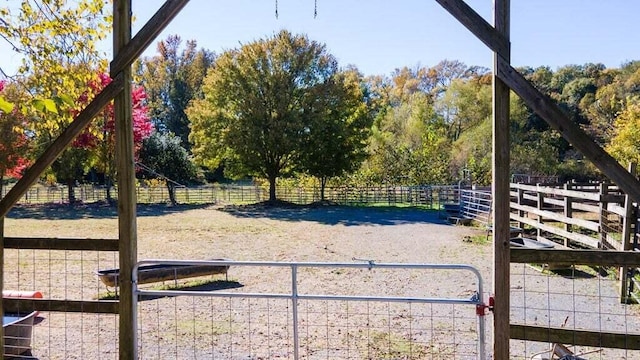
[2,1,639,77]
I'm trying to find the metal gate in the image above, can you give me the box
[133,260,489,359]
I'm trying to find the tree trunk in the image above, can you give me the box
[320,177,327,201]
[268,174,277,203]
[105,176,113,203]
[167,184,177,206]
[66,179,76,205]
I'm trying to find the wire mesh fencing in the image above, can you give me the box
[3,248,119,359]
[134,260,489,360]
[510,263,640,359]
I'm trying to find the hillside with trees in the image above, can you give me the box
[1,1,639,203]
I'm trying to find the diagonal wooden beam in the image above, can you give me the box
[434,0,509,56]
[110,0,190,76]
[0,73,125,218]
[496,56,640,205]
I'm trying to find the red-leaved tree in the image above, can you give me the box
[74,73,153,202]
[0,80,32,197]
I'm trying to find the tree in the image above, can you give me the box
[0,0,110,202]
[75,73,154,202]
[607,98,640,166]
[137,35,215,149]
[138,132,197,206]
[300,68,372,200]
[0,80,31,192]
[188,30,362,202]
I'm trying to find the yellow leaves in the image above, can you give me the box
[0,96,14,113]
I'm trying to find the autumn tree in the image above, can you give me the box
[137,35,215,149]
[0,0,111,202]
[188,30,368,202]
[0,80,31,193]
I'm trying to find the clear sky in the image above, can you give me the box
[2,0,639,77]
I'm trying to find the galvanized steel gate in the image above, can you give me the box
[133,260,489,359]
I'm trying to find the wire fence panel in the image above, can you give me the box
[134,260,488,360]
[510,263,640,359]
[3,248,119,359]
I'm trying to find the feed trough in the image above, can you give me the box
[97,260,230,288]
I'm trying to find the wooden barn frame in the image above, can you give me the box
[1,0,639,358]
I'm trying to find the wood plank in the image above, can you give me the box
[0,74,125,218]
[4,237,119,251]
[496,57,640,205]
[511,214,600,248]
[511,324,640,350]
[509,202,599,232]
[491,1,510,358]
[511,248,640,266]
[3,298,118,314]
[510,183,602,201]
[434,0,509,56]
[110,0,190,75]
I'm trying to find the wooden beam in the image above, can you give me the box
[110,0,190,76]
[4,237,119,251]
[511,248,640,266]
[492,0,510,359]
[3,298,118,314]
[496,57,640,205]
[511,324,640,350]
[0,74,125,218]
[114,0,137,358]
[435,0,509,56]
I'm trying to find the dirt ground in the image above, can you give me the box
[3,203,639,359]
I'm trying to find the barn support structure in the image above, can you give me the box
[0,0,639,358]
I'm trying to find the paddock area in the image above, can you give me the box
[3,203,639,359]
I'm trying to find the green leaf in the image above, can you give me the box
[56,94,75,107]
[0,97,14,113]
[42,98,59,114]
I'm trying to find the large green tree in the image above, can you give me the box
[188,30,366,202]
[137,35,215,149]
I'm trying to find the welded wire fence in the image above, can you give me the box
[2,184,458,208]
[510,263,640,359]
[3,248,119,359]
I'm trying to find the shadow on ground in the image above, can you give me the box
[99,280,244,302]
[6,203,211,220]
[219,202,450,226]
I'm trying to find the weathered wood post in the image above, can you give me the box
[620,162,637,303]
[493,0,511,358]
[600,183,609,249]
[564,182,573,247]
[537,185,544,241]
[114,0,137,358]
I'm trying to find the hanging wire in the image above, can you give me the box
[314,0,317,18]
[275,0,278,19]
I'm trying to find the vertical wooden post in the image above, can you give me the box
[113,0,137,358]
[517,186,524,229]
[600,183,609,249]
[564,182,573,247]
[620,162,637,302]
[493,0,510,358]
[537,186,544,241]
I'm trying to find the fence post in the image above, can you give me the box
[564,182,573,247]
[537,185,544,241]
[620,162,637,303]
[600,183,609,249]
[516,186,525,230]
